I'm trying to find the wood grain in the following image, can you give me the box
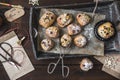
[0,0,119,80]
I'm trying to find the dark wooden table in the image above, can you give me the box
[0,0,119,80]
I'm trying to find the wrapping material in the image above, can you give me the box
[94,53,120,79]
[0,31,34,80]
[37,8,105,56]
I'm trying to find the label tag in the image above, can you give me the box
[29,0,39,5]
[4,7,25,22]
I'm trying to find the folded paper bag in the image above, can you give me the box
[0,31,34,80]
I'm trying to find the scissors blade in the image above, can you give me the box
[0,53,21,68]
[10,58,21,67]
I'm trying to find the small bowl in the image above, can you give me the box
[94,20,117,41]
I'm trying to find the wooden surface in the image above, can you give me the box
[0,0,119,80]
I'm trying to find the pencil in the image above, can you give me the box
[0,2,23,9]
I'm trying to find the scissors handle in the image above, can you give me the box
[0,42,21,67]
[47,58,61,74]
[0,42,14,58]
[61,58,69,78]
[62,65,69,78]
[47,63,57,74]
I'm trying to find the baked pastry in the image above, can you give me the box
[76,13,91,27]
[57,13,73,28]
[0,16,3,26]
[67,23,81,35]
[46,26,59,38]
[60,34,72,47]
[80,58,93,71]
[39,11,56,28]
[41,39,54,51]
[74,35,87,47]
[97,22,115,39]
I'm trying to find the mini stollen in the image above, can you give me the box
[80,58,93,71]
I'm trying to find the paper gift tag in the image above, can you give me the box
[4,7,25,22]
[0,31,34,80]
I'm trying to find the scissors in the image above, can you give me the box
[0,42,21,68]
[47,40,71,78]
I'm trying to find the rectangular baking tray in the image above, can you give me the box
[29,0,120,60]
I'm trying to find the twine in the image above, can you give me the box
[92,0,99,18]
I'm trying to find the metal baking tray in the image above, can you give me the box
[29,0,120,60]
